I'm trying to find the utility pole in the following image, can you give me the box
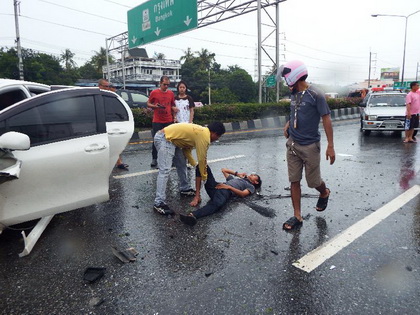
[208,68,211,105]
[416,62,419,81]
[368,51,371,89]
[14,0,24,80]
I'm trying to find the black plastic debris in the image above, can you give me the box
[83,267,106,283]
[111,246,139,263]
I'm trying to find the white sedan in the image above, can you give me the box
[0,87,134,255]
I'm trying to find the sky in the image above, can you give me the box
[1,0,420,87]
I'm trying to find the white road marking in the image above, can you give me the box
[293,185,420,273]
[337,153,354,157]
[113,155,246,179]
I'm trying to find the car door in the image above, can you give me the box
[103,92,134,171]
[0,89,111,227]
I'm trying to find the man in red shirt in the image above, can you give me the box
[147,76,177,167]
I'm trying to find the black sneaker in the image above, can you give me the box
[153,203,174,215]
[180,189,195,196]
[151,159,157,167]
[179,214,197,226]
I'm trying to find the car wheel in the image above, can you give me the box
[360,118,363,131]
[363,130,371,136]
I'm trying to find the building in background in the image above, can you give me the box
[102,48,181,94]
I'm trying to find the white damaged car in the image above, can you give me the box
[0,87,134,256]
[359,91,407,136]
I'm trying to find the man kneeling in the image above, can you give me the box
[179,166,261,226]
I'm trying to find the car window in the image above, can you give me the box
[104,96,129,122]
[3,95,97,146]
[131,92,148,103]
[368,94,406,107]
[0,89,28,111]
[119,91,130,102]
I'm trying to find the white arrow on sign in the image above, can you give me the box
[184,16,192,26]
[154,27,161,36]
[131,36,137,44]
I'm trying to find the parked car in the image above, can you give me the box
[0,87,134,240]
[115,89,148,108]
[359,91,407,136]
[0,78,50,111]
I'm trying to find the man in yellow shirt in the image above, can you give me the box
[153,122,226,215]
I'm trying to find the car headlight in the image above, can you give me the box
[367,115,377,120]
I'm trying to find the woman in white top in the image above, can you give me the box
[174,81,195,123]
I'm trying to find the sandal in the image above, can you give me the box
[316,188,330,211]
[282,216,303,230]
[179,213,197,226]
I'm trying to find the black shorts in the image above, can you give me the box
[407,114,419,130]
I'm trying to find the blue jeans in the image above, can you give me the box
[154,131,192,205]
[193,166,232,219]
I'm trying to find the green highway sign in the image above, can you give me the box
[128,0,198,48]
[265,75,276,87]
[393,81,412,89]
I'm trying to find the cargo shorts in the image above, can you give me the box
[286,138,322,188]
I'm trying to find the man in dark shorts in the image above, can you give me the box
[277,60,335,231]
[179,166,261,226]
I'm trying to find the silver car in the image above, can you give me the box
[359,91,407,136]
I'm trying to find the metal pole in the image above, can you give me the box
[401,16,408,85]
[105,38,110,81]
[368,51,371,89]
[14,0,24,80]
[257,0,262,104]
[416,62,419,81]
[275,3,280,102]
[208,68,211,105]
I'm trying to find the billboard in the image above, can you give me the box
[380,68,400,81]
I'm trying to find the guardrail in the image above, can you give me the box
[131,107,361,140]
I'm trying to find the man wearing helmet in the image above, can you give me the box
[277,60,335,231]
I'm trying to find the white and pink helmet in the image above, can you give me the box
[276,60,308,86]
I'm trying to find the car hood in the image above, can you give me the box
[365,106,406,117]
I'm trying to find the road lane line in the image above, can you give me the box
[113,155,246,179]
[293,185,420,273]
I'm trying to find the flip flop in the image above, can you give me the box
[282,216,303,231]
[316,188,330,211]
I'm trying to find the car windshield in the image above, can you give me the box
[368,94,406,107]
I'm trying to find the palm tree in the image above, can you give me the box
[91,47,113,74]
[180,47,194,63]
[195,48,215,70]
[153,52,165,60]
[60,49,76,71]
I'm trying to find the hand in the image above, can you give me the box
[326,146,335,165]
[216,183,230,190]
[283,128,289,138]
[236,172,247,178]
[172,106,179,113]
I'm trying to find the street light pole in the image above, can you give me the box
[372,10,420,86]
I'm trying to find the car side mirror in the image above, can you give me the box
[359,102,366,107]
[0,131,30,150]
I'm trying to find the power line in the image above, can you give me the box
[39,0,126,24]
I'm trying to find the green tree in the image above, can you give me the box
[153,52,165,60]
[60,49,76,71]
[0,47,20,79]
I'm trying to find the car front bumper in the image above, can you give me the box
[362,119,405,131]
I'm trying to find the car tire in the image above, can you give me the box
[363,130,371,136]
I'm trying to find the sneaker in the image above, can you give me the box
[153,203,174,215]
[180,189,196,196]
[116,163,129,170]
[179,214,197,226]
[150,159,157,167]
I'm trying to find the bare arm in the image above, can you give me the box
[221,168,247,179]
[215,183,251,198]
[283,120,290,138]
[322,114,335,165]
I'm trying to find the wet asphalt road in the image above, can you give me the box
[1,120,419,314]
